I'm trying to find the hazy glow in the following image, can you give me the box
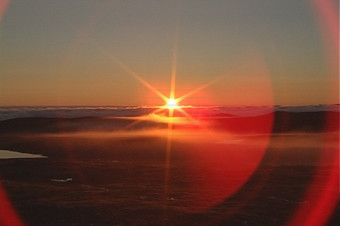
[165,98,178,109]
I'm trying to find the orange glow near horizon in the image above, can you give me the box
[93,40,275,212]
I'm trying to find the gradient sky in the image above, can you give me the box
[0,0,338,106]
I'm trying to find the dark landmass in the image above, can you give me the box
[0,111,338,135]
[0,111,338,225]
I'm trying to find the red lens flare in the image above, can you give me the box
[0,0,10,21]
[287,1,339,225]
[0,183,24,226]
[94,41,274,211]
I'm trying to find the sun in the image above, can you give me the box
[166,98,179,109]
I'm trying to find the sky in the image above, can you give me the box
[0,0,338,106]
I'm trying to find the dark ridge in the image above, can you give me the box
[0,116,167,135]
[272,111,339,133]
[207,111,338,133]
[0,111,337,135]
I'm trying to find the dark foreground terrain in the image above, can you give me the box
[0,111,339,225]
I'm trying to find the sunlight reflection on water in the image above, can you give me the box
[0,150,47,159]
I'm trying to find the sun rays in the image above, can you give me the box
[94,42,202,124]
[92,5,235,204]
[165,98,179,109]
[93,39,249,138]
[93,29,210,206]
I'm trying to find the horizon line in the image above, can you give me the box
[0,103,339,108]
